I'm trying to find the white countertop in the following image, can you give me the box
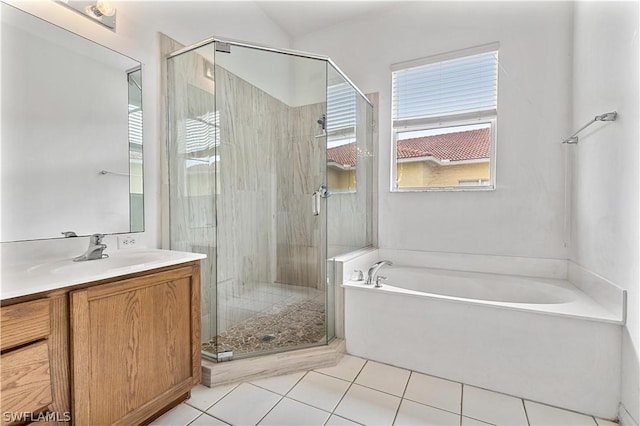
[0,249,206,301]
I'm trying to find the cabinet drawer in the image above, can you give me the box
[0,341,53,425]
[1,299,50,351]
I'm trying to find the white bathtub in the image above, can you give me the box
[341,253,625,419]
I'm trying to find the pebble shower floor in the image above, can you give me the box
[202,282,326,357]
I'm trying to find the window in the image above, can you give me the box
[391,43,499,191]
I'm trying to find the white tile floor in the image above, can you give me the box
[151,355,619,426]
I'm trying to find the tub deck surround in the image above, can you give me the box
[344,268,622,324]
[339,249,625,419]
[376,248,569,279]
[0,248,206,300]
[568,261,628,321]
[339,248,625,324]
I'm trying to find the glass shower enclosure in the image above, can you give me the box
[167,39,374,361]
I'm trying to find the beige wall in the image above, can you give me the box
[397,160,490,188]
[328,167,356,192]
[130,161,144,194]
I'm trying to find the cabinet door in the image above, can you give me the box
[70,263,201,426]
[0,340,53,423]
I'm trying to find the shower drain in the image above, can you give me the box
[259,334,277,343]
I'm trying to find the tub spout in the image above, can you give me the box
[366,260,393,285]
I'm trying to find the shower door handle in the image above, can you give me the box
[311,184,329,216]
[312,191,320,216]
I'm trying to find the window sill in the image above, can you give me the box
[390,185,495,193]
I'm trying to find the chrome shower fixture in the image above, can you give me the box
[317,114,326,130]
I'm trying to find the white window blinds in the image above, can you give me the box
[327,83,356,133]
[185,111,219,154]
[392,48,498,122]
[128,104,142,147]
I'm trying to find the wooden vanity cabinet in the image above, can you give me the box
[0,260,201,426]
[70,262,201,426]
[0,295,71,426]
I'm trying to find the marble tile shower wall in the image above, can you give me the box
[216,65,284,289]
[216,66,326,293]
[276,103,326,289]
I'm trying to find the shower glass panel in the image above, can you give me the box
[214,43,328,358]
[167,38,373,362]
[167,40,330,360]
[326,64,375,258]
[166,42,218,354]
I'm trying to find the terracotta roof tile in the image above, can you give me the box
[327,142,357,167]
[397,128,490,162]
[327,128,490,167]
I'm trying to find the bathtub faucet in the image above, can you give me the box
[365,260,393,285]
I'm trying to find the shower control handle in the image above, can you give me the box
[312,191,320,216]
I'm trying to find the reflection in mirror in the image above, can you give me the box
[326,73,357,193]
[326,63,375,258]
[0,3,143,242]
[128,69,144,232]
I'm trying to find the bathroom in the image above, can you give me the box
[0,1,637,426]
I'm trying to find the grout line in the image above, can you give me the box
[314,369,359,384]
[325,360,369,424]
[186,412,229,426]
[249,370,308,397]
[352,359,368,383]
[255,398,284,425]
[400,371,412,399]
[391,370,413,425]
[523,398,610,421]
[260,370,348,423]
[400,397,464,418]
[283,370,309,396]
[253,392,286,425]
[460,384,464,426]
[343,380,410,400]
[184,412,204,426]
[184,382,240,412]
[522,398,531,426]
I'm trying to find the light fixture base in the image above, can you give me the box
[53,0,116,31]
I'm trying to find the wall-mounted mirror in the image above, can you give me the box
[0,2,143,242]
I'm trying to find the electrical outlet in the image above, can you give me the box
[117,235,138,249]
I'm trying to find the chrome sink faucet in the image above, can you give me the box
[74,233,108,262]
[365,260,393,285]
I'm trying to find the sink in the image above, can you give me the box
[26,249,178,276]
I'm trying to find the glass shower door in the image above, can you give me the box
[166,42,218,358]
[213,42,329,358]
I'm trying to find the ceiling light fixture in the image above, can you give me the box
[87,0,115,18]
[53,0,117,31]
